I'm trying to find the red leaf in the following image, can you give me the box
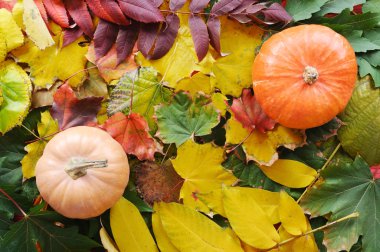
[50,83,103,130]
[43,0,69,28]
[94,19,119,59]
[101,112,162,161]
[207,16,220,53]
[189,0,210,13]
[35,0,49,26]
[137,23,160,58]
[65,0,94,37]
[230,89,276,133]
[118,0,164,23]
[116,22,139,65]
[189,15,209,62]
[169,0,186,11]
[63,26,84,47]
[371,165,380,180]
[0,0,17,11]
[210,0,242,15]
[261,2,292,25]
[86,0,130,25]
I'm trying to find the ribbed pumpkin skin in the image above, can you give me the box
[252,24,357,129]
[36,126,129,219]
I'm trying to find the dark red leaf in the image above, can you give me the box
[138,23,160,58]
[261,2,292,25]
[211,0,242,15]
[101,112,162,160]
[149,14,180,60]
[43,0,69,28]
[230,89,276,133]
[65,0,94,37]
[116,22,139,65]
[189,15,209,62]
[94,19,119,59]
[118,0,164,23]
[86,0,130,25]
[371,165,380,179]
[169,0,186,11]
[35,0,49,26]
[207,17,220,53]
[189,0,210,13]
[63,26,84,47]
[51,83,103,130]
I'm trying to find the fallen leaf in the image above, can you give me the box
[152,207,180,252]
[31,82,60,108]
[74,62,109,99]
[279,191,307,236]
[175,72,213,96]
[211,93,228,116]
[0,35,6,63]
[42,0,69,28]
[99,227,118,252]
[0,9,24,52]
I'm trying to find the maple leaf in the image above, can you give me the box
[230,89,276,133]
[50,83,103,130]
[175,72,213,96]
[101,112,162,161]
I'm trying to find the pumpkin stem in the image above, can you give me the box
[303,66,319,85]
[65,157,108,180]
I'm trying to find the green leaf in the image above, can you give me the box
[0,211,11,238]
[107,67,172,131]
[155,92,220,146]
[286,0,329,21]
[306,118,342,143]
[0,211,100,251]
[357,56,380,87]
[344,30,380,52]
[363,0,380,13]
[0,60,32,134]
[301,156,379,252]
[316,0,365,16]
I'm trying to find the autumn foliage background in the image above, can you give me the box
[0,0,380,251]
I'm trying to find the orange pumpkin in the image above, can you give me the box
[252,24,357,129]
[35,126,129,219]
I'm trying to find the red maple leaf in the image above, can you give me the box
[50,83,103,130]
[101,112,162,161]
[230,89,276,133]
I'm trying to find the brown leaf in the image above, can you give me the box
[93,19,119,58]
[189,15,209,62]
[65,0,94,37]
[116,22,139,65]
[43,0,69,28]
[86,0,130,25]
[118,0,164,23]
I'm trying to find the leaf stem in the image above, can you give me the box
[161,143,173,165]
[0,188,27,217]
[21,124,41,140]
[160,10,214,17]
[64,65,98,83]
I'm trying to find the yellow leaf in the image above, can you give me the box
[99,227,119,252]
[175,72,213,96]
[110,197,158,252]
[0,9,23,52]
[260,160,318,188]
[279,191,307,236]
[21,111,58,179]
[211,93,228,116]
[222,187,280,249]
[155,202,243,252]
[171,140,237,212]
[0,34,6,63]
[225,116,305,165]
[211,17,263,97]
[152,205,180,252]
[23,0,54,49]
[12,2,24,29]
[12,23,88,88]
[195,189,226,217]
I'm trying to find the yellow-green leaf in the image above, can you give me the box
[279,191,307,236]
[223,187,280,249]
[0,9,24,52]
[175,72,213,96]
[152,205,179,252]
[260,160,318,188]
[23,0,54,49]
[155,202,243,252]
[171,140,237,212]
[99,227,119,252]
[211,93,228,116]
[110,197,158,252]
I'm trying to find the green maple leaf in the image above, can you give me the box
[301,156,380,252]
[286,0,329,21]
[316,0,366,16]
[155,92,220,146]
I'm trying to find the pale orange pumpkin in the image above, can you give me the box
[252,24,357,129]
[35,126,129,219]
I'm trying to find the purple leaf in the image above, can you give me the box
[170,0,186,11]
[150,14,180,59]
[118,0,164,23]
[189,15,209,61]
[207,17,220,53]
[65,0,94,37]
[138,23,160,57]
[94,19,119,59]
[261,3,292,25]
[230,14,252,23]
[211,0,242,16]
[231,0,258,14]
[116,22,139,65]
[86,0,130,25]
[246,3,265,15]
[189,0,210,13]
[150,0,163,7]
[63,26,84,47]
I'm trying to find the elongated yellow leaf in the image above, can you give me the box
[223,187,280,249]
[152,206,179,252]
[23,0,54,49]
[110,197,158,252]
[260,160,317,188]
[279,191,307,236]
[99,227,119,252]
[0,9,23,52]
[156,202,243,252]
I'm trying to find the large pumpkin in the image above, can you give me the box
[36,126,129,219]
[252,24,357,129]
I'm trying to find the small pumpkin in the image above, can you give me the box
[252,24,357,129]
[35,126,129,219]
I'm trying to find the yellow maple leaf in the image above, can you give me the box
[12,23,88,88]
[0,9,24,52]
[171,140,237,212]
[226,115,305,165]
[21,111,59,179]
[211,93,228,116]
[175,72,213,96]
